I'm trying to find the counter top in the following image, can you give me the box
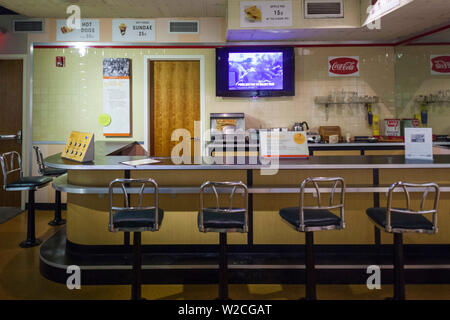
[45,141,450,170]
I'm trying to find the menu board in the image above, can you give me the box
[56,19,100,41]
[102,58,131,137]
[259,131,309,158]
[240,1,292,28]
[112,19,155,42]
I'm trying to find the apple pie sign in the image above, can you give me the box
[328,56,360,77]
[431,55,450,75]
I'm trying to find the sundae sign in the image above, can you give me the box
[328,56,360,77]
[431,55,450,75]
[112,19,155,42]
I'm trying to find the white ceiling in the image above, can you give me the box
[0,0,227,18]
[0,0,448,43]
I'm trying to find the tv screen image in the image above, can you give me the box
[216,46,294,97]
[228,52,284,91]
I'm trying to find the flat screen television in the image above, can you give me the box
[216,46,295,97]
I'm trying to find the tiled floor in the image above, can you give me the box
[0,210,449,300]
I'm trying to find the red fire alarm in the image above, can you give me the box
[56,56,65,67]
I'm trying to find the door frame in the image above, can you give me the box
[0,54,28,209]
[143,55,205,157]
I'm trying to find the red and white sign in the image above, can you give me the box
[431,55,450,75]
[328,56,359,77]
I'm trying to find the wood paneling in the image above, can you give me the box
[150,60,200,157]
[0,60,23,207]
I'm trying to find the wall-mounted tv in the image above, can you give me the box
[216,46,295,97]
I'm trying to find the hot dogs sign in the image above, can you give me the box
[328,56,360,77]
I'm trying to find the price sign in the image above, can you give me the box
[112,19,156,42]
[56,19,100,41]
[240,1,292,28]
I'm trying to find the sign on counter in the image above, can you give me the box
[405,128,433,161]
[328,56,360,77]
[240,1,292,28]
[56,19,99,41]
[260,131,309,158]
[430,55,450,75]
[112,19,155,42]
[102,58,131,137]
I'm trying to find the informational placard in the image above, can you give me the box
[240,1,292,28]
[430,55,450,75]
[259,131,309,158]
[103,58,131,137]
[405,128,433,160]
[61,131,94,163]
[112,19,155,42]
[56,19,100,41]
[328,56,360,77]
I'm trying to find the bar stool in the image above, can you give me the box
[108,178,163,300]
[198,181,248,300]
[279,177,346,300]
[365,181,440,300]
[0,151,53,248]
[33,146,67,226]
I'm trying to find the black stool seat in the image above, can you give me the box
[113,208,164,229]
[198,208,246,230]
[5,176,53,189]
[366,207,434,231]
[43,168,67,176]
[280,207,341,228]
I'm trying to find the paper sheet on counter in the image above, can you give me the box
[120,158,160,167]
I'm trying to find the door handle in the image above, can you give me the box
[0,130,22,144]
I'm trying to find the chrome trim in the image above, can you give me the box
[0,151,23,189]
[199,181,248,233]
[297,177,345,232]
[385,182,440,234]
[108,178,160,233]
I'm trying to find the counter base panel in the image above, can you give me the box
[40,228,450,285]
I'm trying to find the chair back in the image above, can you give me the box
[298,177,346,230]
[33,146,46,175]
[386,181,440,233]
[108,178,159,232]
[199,181,248,232]
[0,151,23,188]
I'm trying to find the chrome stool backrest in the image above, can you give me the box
[0,151,23,189]
[199,181,249,233]
[108,178,160,232]
[385,181,440,234]
[32,146,46,175]
[298,177,346,231]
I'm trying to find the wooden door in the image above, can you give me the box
[149,60,200,157]
[0,60,23,207]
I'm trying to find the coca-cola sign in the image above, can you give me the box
[328,56,360,77]
[431,55,450,75]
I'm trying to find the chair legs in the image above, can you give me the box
[20,190,42,248]
[131,231,143,300]
[393,233,405,300]
[218,232,229,300]
[48,190,66,226]
[304,231,317,300]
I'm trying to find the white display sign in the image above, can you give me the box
[259,131,309,158]
[103,58,131,137]
[112,19,155,42]
[367,0,400,20]
[405,128,433,161]
[56,19,100,41]
[240,1,292,28]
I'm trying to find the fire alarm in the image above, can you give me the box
[56,56,65,67]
